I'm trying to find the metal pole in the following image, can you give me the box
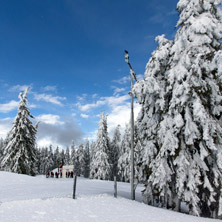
[114,176,117,198]
[124,50,136,201]
[130,70,135,201]
[73,175,77,199]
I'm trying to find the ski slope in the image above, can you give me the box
[0,172,219,222]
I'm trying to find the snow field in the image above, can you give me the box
[0,195,218,222]
[0,172,220,222]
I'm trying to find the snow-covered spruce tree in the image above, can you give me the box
[35,147,41,174]
[134,0,222,218]
[0,138,4,167]
[39,148,47,174]
[90,141,96,162]
[90,112,111,180]
[60,149,65,166]
[0,88,38,176]
[70,140,75,165]
[48,145,54,171]
[64,147,70,165]
[134,124,143,185]
[83,139,90,178]
[134,35,173,205]
[118,124,131,182]
[39,146,54,174]
[110,125,121,179]
[74,143,85,175]
[165,0,222,218]
[53,146,61,168]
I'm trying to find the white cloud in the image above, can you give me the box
[92,94,98,99]
[9,84,32,92]
[113,74,143,85]
[81,114,89,119]
[111,86,127,96]
[37,118,84,148]
[107,103,141,137]
[0,100,18,113]
[34,93,66,106]
[103,95,129,108]
[76,100,106,112]
[113,76,130,84]
[42,85,57,92]
[77,95,129,112]
[0,118,13,138]
[29,104,37,109]
[137,74,144,80]
[37,138,53,148]
[36,114,64,125]
[76,94,87,101]
[86,130,97,142]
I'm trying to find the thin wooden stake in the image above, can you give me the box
[114,176,117,198]
[73,175,77,199]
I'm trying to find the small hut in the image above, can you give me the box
[62,165,74,178]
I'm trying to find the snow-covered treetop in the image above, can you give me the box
[177,0,222,27]
[18,87,30,104]
[176,0,222,48]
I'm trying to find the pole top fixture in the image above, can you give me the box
[124,50,129,63]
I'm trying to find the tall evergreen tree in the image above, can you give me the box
[118,124,131,182]
[83,139,90,178]
[134,35,173,206]
[60,149,65,166]
[74,143,85,175]
[0,88,38,176]
[134,0,222,218]
[90,141,96,162]
[53,146,61,168]
[70,140,75,165]
[90,112,111,180]
[0,138,4,167]
[64,147,70,165]
[110,125,121,179]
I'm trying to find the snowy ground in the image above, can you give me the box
[0,172,219,222]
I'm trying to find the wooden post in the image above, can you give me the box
[114,176,117,198]
[73,175,77,199]
[130,70,135,201]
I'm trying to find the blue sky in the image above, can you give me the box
[0,0,179,148]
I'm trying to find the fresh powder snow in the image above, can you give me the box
[0,171,219,222]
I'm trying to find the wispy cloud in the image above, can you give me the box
[80,114,89,119]
[111,86,127,96]
[76,95,129,112]
[0,100,18,113]
[76,94,87,101]
[113,74,143,85]
[92,94,98,99]
[144,34,155,40]
[9,84,32,92]
[36,114,64,125]
[42,85,57,92]
[113,76,130,85]
[76,100,106,112]
[34,93,66,106]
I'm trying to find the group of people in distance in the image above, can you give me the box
[46,171,74,178]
